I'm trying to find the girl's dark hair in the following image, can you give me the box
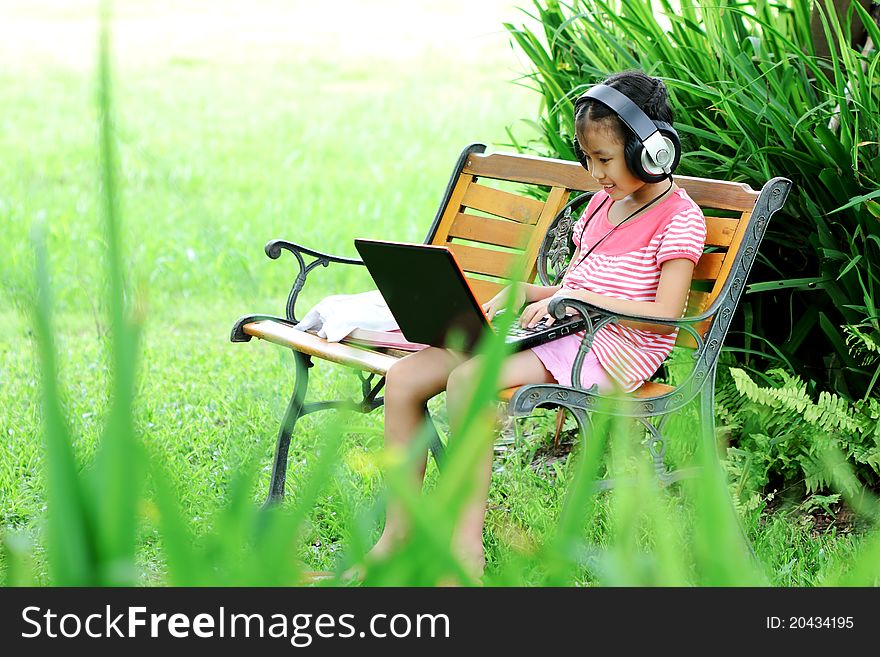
[575,70,674,141]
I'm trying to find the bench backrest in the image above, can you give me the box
[425,144,770,349]
[425,145,573,303]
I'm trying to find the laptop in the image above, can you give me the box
[353,238,587,352]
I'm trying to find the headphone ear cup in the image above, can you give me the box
[572,137,591,171]
[623,134,664,184]
[653,120,681,174]
[625,122,681,184]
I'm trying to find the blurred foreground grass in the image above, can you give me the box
[1,0,878,586]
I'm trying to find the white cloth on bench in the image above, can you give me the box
[293,290,398,342]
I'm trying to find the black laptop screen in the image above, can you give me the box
[353,239,489,351]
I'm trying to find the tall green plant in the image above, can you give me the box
[720,366,880,501]
[505,0,880,398]
[24,2,143,586]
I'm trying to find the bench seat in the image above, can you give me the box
[242,319,675,403]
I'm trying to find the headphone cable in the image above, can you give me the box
[571,178,674,272]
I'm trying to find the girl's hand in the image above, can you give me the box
[519,297,554,328]
[519,293,574,328]
[481,284,525,320]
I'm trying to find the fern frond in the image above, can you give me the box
[730,368,864,434]
[843,324,880,367]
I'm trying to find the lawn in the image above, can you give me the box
[0,0,872,586]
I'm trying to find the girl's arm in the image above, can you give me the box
[482,282,560,318]
[482,242,583,318]
[519,258,697,335]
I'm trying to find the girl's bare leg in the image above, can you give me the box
[444,349,554,576]
[368,346,465,559]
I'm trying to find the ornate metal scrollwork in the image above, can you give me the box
[754,217,766,239]
[260,240,365,324]
[287,256,331,322]
[547,206,576,284]
[647,436,665,459]
[538,192,594,286]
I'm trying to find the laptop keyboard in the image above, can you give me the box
[505,320,551,337]
[489,310,587,349]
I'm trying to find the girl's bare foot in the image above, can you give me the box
[437,544,485,586]
[340,528,404,582]
[459,546,486,582]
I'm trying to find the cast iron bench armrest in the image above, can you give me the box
[230,239,366,343]
[268,238,365,321]
[264,239,364,266]
[546,296,722,400]
[548,295,723,331]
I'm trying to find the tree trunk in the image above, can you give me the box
[810,0,873,60]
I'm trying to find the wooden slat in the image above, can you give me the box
[693,253,725,281]
[633,381,675,398]
[522,186,570,285]
[464,277,506,304]
[704,216,739,247]
[448,213,533,249]
[449,243,520,279]
[243,320,398,375]
[460,183,544,224]
[464,152,600,189]
[464,152,759,211]
[676,289,711,349]
[498,387,518,402]
[685,290,710,316]
[706,211,753,306]
[429,173,475,246]
[681,178,759,211]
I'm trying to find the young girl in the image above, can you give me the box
[372,70,706,577]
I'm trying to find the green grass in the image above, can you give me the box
[1,299,872,584]
[1,0,877,586]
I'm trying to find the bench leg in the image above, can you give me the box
[698,363,717,444]
[261,361,446,505]
[265,350,311,506]
[642,415,674,486]
[697,369,759,563]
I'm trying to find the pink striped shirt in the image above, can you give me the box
[554,188,706,392]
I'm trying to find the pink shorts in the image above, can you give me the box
[530,334,615,392]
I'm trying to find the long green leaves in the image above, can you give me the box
[30,2,142,586]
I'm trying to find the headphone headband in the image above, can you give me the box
[577,83,675,176]
[580,85,658,142]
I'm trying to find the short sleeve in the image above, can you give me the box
[571,193,608,249]
[656,207,706,266]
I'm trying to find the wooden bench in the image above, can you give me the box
[231,143,791,503]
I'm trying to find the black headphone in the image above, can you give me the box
[573,84,681,184]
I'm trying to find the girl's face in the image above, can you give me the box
[576,121,647,202]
